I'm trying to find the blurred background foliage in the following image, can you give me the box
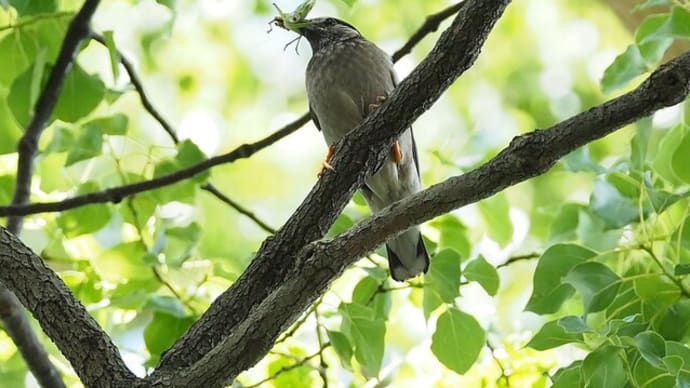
[1,0,690,386]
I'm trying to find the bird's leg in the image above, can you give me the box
[319,145,336,175]
[369,95,403,164]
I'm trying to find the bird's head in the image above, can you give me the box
[293,17,361,51]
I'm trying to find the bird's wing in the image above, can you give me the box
[309,103,322,132]
[388,67,421,178]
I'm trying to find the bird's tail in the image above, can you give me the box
[386,227,429,281]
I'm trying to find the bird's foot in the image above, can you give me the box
[392,141,403,164]
[319,145,336,176]
[368,95,387,112]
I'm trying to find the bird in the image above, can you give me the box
[294,17,429,281]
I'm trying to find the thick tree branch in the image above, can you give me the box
[152,0,511,382]
[2,2,101,387]
[162,49,689,387]
[0,1,467,220]
[0,227,137,386]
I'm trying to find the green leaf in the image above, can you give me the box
[672,131,690,184]
[634,0,672,11]
[590,179,640,228]
[430,307,485,374]
[143,295,188,318]
[657,300,690,340]
[464,256,499,296]
[601,45,648,94]
[581,345,627,388]
[53,64,106,123]
[144,312,194,356]
[0,97,23,154]
[478,193,513,247]
[634,276,680,305]
[163,222,202,268]
[654,124,685,184]
[9,0,57,15]
[326,330,353,367]
[102,30,120,80]
[635,331,667,368]
[527,319,584,350]
[558,315,592,334]
[422,283,443,321]
[631,118,652,170]
[563,261,621,314]
[430,215,470,258]
[425,248,461,303]
[65,126,103,166]
[91,241,153,283]
[339,303,385,377]
[525,244,597,314]
[635,14,673,64]
[267,347,314,388]
[339,0,357,7]
[84,114,129,136]
[671,6,690,38]
[633,358,675,388]
[551,361,583,388]
[327,213,353,237]
[56,182,111,237]
[7,62,43,127]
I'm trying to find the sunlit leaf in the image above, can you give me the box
[527,319,584,350]
[563,261,621,314]
[601,45,647,94]
[464,256,499,296]
[431,307,485,374]
[525,244,597,314]
[581,345,627,388]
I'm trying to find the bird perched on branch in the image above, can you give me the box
[293,17,429,281]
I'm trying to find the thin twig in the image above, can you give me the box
[201,184,276,234]
[2,2,101,387]
[0,113,311,217]
[91,32,279,234]
[392,1,466,62]
[244,343,329,388]
[7,0,101,233]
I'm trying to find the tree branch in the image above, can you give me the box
[7,0,101,233]
[151,0,511,383]
[0,227,137,386]
[90,32,279,234]
[0,1,466,221]
[159,48,689,387]
[2,2,101,387]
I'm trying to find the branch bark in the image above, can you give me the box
[152,0,512,382]
[2,1,101,387]
[0,228,137,386]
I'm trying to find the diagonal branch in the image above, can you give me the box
[0,113,310,217]
[152,0,512,382]
[0,2,465,220]
[164,48,690,388]
[0,227,138,386]
[90,32,278,233]
[1,2,101,388]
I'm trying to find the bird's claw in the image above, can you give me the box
[368,95,387,112]
[319,145,336,176]
[392,141,403,164]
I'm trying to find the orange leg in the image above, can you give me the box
[319,145,336,175]
[391,141,403,164]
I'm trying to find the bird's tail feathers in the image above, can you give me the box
[386,228,429,281]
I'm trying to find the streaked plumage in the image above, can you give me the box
[298,17,429,281]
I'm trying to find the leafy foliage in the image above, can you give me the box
[0,0,689,387]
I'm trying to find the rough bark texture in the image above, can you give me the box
[1,0,690,387]
[153,0,512,377]
[0,228,136,387]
